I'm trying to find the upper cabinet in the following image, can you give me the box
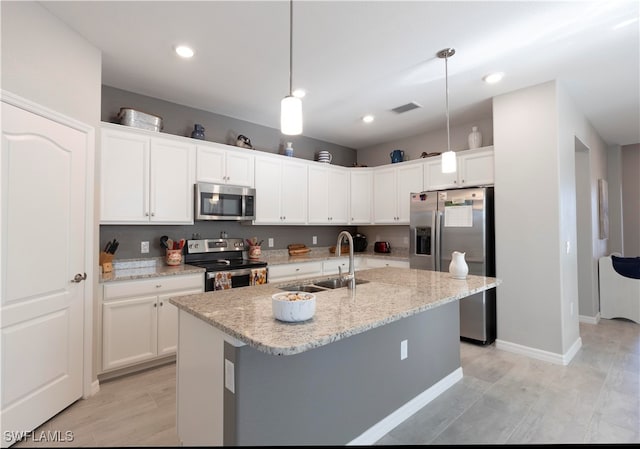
[254,154,308,224]
[196,143,254,187]
[308,164,349,225]
[100,125,195,224]
[373,163,423,224]
[423,147,494,191]
[349,169,373,224]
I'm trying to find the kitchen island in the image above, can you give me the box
[170,267,500,446]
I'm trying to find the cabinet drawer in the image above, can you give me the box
[268,261,323,282]
[363,258,409,269]
[322,257,361,275]
[104,273,204,300]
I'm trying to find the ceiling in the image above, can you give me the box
[43,1,640,150]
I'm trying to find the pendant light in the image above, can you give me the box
[281,0,302,135]
[438,48,456,173]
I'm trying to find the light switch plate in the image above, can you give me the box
[141,241,149,253]
[312,236,317,245]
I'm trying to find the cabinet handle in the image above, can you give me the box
[160,301,164,306]
[156,284,162,288]
[151,212,155,217]
[154,303,157,307]
[70,272,87,283]
[145,212,150,216]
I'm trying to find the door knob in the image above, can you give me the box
[71,272,87,283]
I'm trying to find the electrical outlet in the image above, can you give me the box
[268,238,274,248]
[401,340,408,360]
[566,241,571,254]
[141,241,149,253]
[312,236,317,245]
[224,359,235,393]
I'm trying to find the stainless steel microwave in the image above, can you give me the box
[194,182,256,221]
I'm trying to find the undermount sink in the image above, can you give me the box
[279,284,326,293]
[278,278,370,292]
[313,278,370,289]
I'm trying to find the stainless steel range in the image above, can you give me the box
[184,238,268,291]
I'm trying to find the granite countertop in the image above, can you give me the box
[99,257,205,283]
[169,267,501,356]
[260,246,409,266]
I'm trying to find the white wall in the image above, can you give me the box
[357,116,493,166]
[493,81,567,356]
[1,1,102,380]
[622,144,640,256]
[493,79,610,359]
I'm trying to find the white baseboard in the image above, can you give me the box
[579,313,600,324]
[348,367,463,445]
[496,337,582,366]
[90,380,100,396]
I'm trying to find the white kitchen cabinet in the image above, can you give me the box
[100,125,195,224]
[424,147,494,191]
[268,261,324,282]
[321,257,362,275]
[373,163,423,224]
[308,164,349,224]
[361,258,410,269]
[196,143,254,187]
[349,169,373,224]
[101,273,203,372]
[254,155,308,224]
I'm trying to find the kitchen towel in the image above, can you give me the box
[250,268,268,286]
[214,272,233,290]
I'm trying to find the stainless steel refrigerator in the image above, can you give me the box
[409,186,496,345]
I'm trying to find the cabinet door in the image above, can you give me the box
[350,170,372,224]
[254,156,282,223]
[157,288,201,356]
[308,165,329,224]
[396,164,424,223]
[460,150,494,186]
[225,151,254,187]
[281,159,308,224]
[196,146,226,184]
[327,168,349,224]
[100,129,149,223]
[373,167,397,223]
[149,138,195,224]
[102,296,158,370]
[423,157,458,191]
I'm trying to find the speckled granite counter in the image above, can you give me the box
[170,267,500,356]
[99,257,205,283]
[258,246,409,265]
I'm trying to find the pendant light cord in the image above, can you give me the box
[288,0,293,96]
[445,52,450,153]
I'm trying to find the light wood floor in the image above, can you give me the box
[14,319,639,446]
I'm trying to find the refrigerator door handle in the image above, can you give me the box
[435,210,442,272]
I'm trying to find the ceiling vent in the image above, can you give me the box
[391,102,422,114]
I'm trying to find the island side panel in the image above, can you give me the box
[176,311,225,446]
[227,300,460,446]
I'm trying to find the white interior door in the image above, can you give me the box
[1,102,86,445]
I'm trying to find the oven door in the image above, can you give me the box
[205,268,254,291]
[195,182,255,221]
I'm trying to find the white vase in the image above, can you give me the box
[449,251,469,280]
[468,126,482,149]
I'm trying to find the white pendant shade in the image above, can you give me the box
[441,150,457,173]
[281,95,303,135]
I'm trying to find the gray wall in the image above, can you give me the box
[102,85,357,166]
[622,143,640,256]
[101,222,355,259]
[357,115,493,167]
[606,145,625,255]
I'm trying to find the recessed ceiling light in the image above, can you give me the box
[483,72,504,84]
[175,45,194,58]
[292,88,306,98]
[362,115,375,123]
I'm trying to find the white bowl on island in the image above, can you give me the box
[272,292,316,322]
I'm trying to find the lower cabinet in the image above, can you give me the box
[322,257,361,275]
[101,273,203,373]
[268,261,324,283]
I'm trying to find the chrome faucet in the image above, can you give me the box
[336,230,356,289]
